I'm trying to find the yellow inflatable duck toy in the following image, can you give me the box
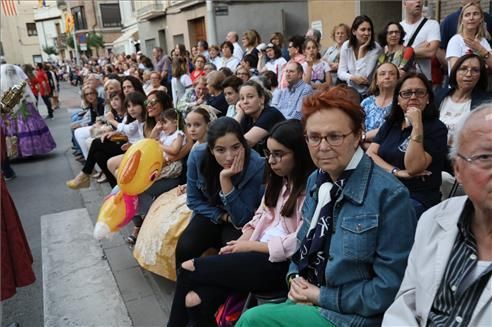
[94,139,165,240]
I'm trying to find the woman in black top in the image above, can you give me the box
[234,80,285,154]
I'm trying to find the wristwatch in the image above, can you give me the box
[411,134,423,143]
[391,167,399,176]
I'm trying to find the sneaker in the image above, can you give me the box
[45,115,54,120]
[4,173,16,181]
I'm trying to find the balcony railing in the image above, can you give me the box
[137,3,166,20]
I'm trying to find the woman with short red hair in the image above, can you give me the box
[237,86,417,327]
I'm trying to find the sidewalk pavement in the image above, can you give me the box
[56,82,176,326]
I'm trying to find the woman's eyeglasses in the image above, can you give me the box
[457,66,481,75]
[263,149,291,162]
[305,131,353,147]
[84,92,96,96]
[399,89,427,99]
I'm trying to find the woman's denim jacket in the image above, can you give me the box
[288,153,417,326]
[186,143,265,227]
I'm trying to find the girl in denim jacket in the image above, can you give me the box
[169,117,265,325]
[168,120,315,326]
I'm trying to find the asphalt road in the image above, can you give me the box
[2,82,85,327]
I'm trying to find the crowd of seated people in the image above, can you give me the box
[65,2,492,324]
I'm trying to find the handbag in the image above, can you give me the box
[215,294,248,327]
[109,134,129,143]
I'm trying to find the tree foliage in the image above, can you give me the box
[43,46,58,55]
[67,32,104,55]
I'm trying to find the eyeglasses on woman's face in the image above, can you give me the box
[84,91,96,96]
[263,149,292,162]
[387,30,401,35]
[398,89,427,99]
[305,131,353,147]
[457,66,481,75]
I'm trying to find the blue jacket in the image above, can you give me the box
[186,143,265,227]
[288,153,417,326]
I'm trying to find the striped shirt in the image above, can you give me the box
[427,200,492,326]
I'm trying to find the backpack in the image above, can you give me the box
[215,294,247,327]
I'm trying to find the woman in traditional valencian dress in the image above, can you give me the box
[0,64,56,159]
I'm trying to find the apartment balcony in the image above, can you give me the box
[137,3,166,21]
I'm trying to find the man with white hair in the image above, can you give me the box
[226,31,243,60]
[383,104,492,326]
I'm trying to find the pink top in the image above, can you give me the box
[242,181,305,262]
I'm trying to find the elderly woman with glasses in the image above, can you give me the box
[237,86,416,327]
[434,53,491,198]
[367,73,448,218]
[435,54,491,145]
[377,22,415,77]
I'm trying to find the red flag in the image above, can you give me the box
[1,0,17,16]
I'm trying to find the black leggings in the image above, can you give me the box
[82,138,124,187]
[174,213,242,269]
[168,252,290,326]
[40,95,53,116]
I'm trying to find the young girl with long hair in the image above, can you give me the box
[66,92,146,189]
[303,39,331,89]
[171,57,193,107]
[168,119,315,326]
[103,92,145,146]
[173,117,265,273]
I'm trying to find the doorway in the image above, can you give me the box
[188,17,206,49]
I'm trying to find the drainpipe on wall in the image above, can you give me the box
[206,0,217,45]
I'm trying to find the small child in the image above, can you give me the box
[127,108,186,244]
[154,108,186,179]
[102,92,146,146]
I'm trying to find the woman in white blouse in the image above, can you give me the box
[446,2,492,74]
[337,15,382,97]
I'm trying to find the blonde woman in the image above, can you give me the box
[446,2,492,74]
[242,29,261,67]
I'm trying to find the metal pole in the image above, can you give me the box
[66,1,80,67]
[206,0,217,45]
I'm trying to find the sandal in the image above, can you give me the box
[92,171,102,178]
[96,175,108,183]
[126,227,140,245]
[126,235,137,245]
